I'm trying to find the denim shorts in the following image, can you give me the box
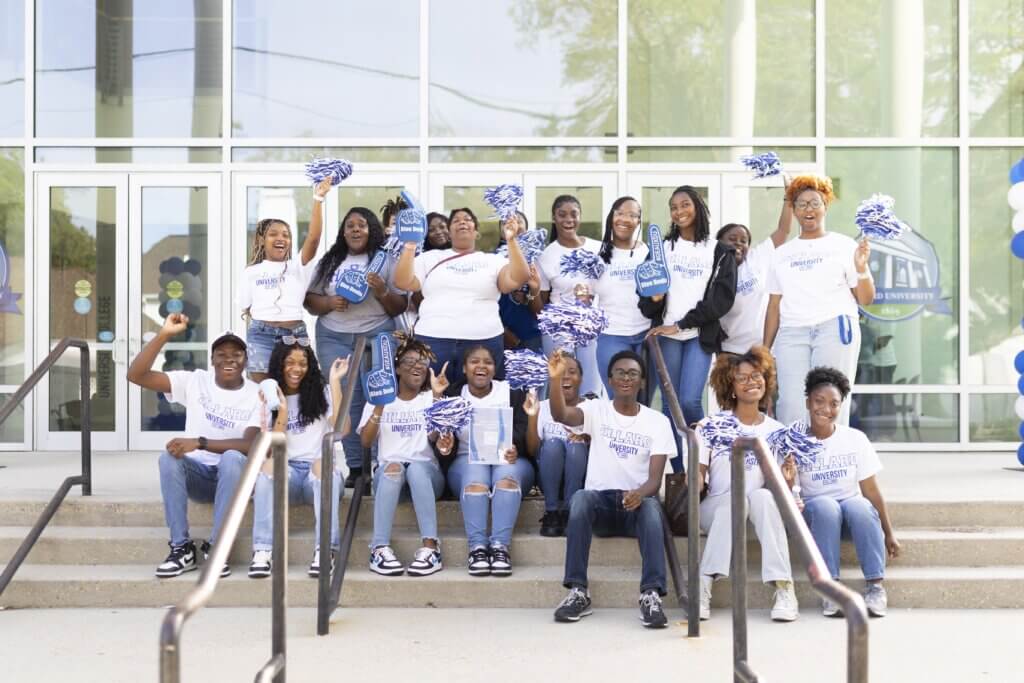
[246,320,308,373]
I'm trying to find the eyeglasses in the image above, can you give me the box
[735,372,765,385]
[399,357,430,370]
[611,369,642,380]
[794,200,824,210]
[278,335,311,347]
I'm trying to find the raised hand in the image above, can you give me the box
[330,355,350,385]
[436,432,455,456]
[162,313,190,336]
[855,237,871,273]
[645,323,680,339]
[503,444,518,464]
[781,454,798,487]
[502,216,520,243]
[522,388,539,416]
[429,362,450,397]
[366,272,388,299]
[314,177,332,200]
[548,350,568,379]
[526,264,541,292]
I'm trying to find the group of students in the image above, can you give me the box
[126,172,900,628]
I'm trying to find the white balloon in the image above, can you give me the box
[1009,182,1024,211]
[1016,395,1024,421]
[1013,211,1024,234]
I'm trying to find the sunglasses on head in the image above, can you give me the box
[278,335,311,348]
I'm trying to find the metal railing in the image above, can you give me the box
[730,436,869,683]
[159,431,289,683]
[646,337,700,637]
[316,336,368,636]
[0,338,91,598]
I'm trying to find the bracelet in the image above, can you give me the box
[313,194,325,203]
[857,271,873,281]
[370,414,381,423]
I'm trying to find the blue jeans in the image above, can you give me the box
[446,455,536,549]
[803,495,885,581]
[563,489,666,595]
[596,331,647,397]
[542,333,601,398]
[417,334,505,386]
[252,460,342,552]
[656,335,712,471]
[773,318,861,426]
[158,450,246,547]
[371,460,445,548]
[246,320,309,374]
[537,438,588,513]
[315,318,396,469]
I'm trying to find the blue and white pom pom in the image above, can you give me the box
[484,184,524,221]
[503,349,548,390]
[304,158,353,186]
[766,422,823,467]
[424,397,473,435]
[698,412,741,452]
[496,228,546,264]
[854,193,911,241]
[559,249,605,280]
[740,151,782,179]
[537,303,609,348]
[382,235,421,260]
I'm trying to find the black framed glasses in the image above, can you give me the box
[279,335,311,347]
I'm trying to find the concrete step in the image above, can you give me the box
[3,525,1021,569]
[4,563,1023,610]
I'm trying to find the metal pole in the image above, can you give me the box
[731,441,750,683]
[78,343,92,496]
[270,436,287,683]
[685,430,700,637]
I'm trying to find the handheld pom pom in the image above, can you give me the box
[559,249,605,280]
[424,397,473,436]
[537,303,609,349]
[697,412,741,452]
[854,193,911,241]
[484,184,524,221]
[739,151,782,179]
[503,349,549,390]
[304,158,353,187]
[766,422,823,468]
[496,228,546,265]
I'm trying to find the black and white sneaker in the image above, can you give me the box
[200,540,231,578]
[406,546,443,576]
[155,541,197,578]
[248,550,272,578]
[540,511,561,537]
[489,544,512,576]
[369,545,405,576]
[554,587,593,622]
[467,546,491,576]
[639,590,668,628]
[308,549,335,578]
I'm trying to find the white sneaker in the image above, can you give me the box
[308,549,335,578]
[248,549,273,578]
[699,575,712,621]
[864,583,888,617]
[369,545,404,576]
[770,582,799,622]
[822,598,843,618]
[406,546,443,576]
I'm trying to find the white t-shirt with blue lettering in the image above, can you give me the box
[536,398,589,442]
[593,244,650,336]
[413,249,506,339]
[796,424,882,502]
[767,232,860,328]
[579,400,675,491]
[662,238,716,341]
[165,370,262,466]
[237,256,318,322]
[538,238,603,306]
[698,411,784,497]
[720,239,774,354]
[357,391,435,465]
[282,391,332,463]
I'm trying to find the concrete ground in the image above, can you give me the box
[0,607,1020,682]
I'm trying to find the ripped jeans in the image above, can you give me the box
[446,455,536,550]
[370,459,445,549]
[252,460,342,552]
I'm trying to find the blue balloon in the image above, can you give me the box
[1019,375,1024,394]
[1017,351,1024,374]
[1013,232,1024,260]
[1018,422,1024,441]
[1011,159,1024,185]
[166,298,184,314]
[1018,443,1024,466]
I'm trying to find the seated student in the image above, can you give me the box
[250,338,350,579]
[549,350,675,629]
[126,313,262,579]
[695,346,798,622]
[358,336,450,577]
[445,345,533,576]
[783,366,901,618]
[524,355,591,536]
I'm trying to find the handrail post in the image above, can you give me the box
[78,342,92,496]
[270,435,288,683]
[731,439,751,682]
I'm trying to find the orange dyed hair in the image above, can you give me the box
[708,345,777,412]
[785,174,836,207]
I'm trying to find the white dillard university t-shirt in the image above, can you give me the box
[767,232,860,328]
[357,391,436,465]
[413,249,506,339]
[720,239,774,355]
[662,238,716,341]
[282,391,332,463]
[796,424,882,502]
[697,411,785,497]
[237,257,317,322]
[579,400,676,491]
[537,238,603,306]
[593,244,651,336]
[165,370,262,466]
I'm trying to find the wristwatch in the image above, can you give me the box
[197,436,209,450]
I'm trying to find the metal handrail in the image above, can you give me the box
[730,436,869,683]
[646,337,700,637]
[0,338,91,599]
[159,431,289,683]
[316,335,368,635]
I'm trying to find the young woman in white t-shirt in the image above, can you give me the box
[238,177,329,382]
[782,367,900,618]
[763,175,876,426]
[358,336,451,577]
[594,196,650,398]
[394,208,529,386]
[694,346,798,622]
[252,337,349,579]
[537,195,604,397]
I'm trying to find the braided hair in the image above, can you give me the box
[599,195,641,264]
[381,195,409,230]
[393,332,437,392]
[312,207,387,290]
[267,341,328,427]
[666,186,710,247]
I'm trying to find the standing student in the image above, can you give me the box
[424,212,451,251]
[127,314,262,579]
[763,174,875,425]
[394,208,529,385]
[380,195,408,237]
[359,336,450,577]
[251,340,349,579]
[497,211,544,353]
[593,196,649,397]
[550,350,675,629]
[305,206,407,486]
[537,195,603,396]
[694,347,798,622]
[238,177,329,382]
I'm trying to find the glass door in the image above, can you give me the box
[626,173,722,235]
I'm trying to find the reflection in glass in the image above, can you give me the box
[442,187,501,252]
[720,185,786,245]
[140,187,209,432]
[968,147,1024,384]
[969,1,1024,136]
[48,186,117,431]
[0,396,24,442]
[233,0,418,137]
[232,147,419,163]
[246,187,315,263]
[533,187,605,243]
[0,149,25,386]
[629,0,814,137]
[430,0,617,137]
[35,0,223,137]
[827,147,958,385]
[969,394,1018,442]
[35,148,222,164]
[0,0,25,136]
[627,147,816,164]
[826,0,957,137]
[429,147,617,164]
[639,185,711,239]
[851,392,958,443]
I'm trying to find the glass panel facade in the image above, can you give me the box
[0,149,24,386]
[245,187,315,262]
[36,148,222,163]
[970,393,1019,442]
[627,147,816,164]
[429,147,617,164]
[969,1,1024,136]
[35,0,223,138]
[232,147,419,164]
[0,0,25,137]
[0,394,24,442]
[533,187,606,242]
[628,0,815,137]
[851,392,959,443]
